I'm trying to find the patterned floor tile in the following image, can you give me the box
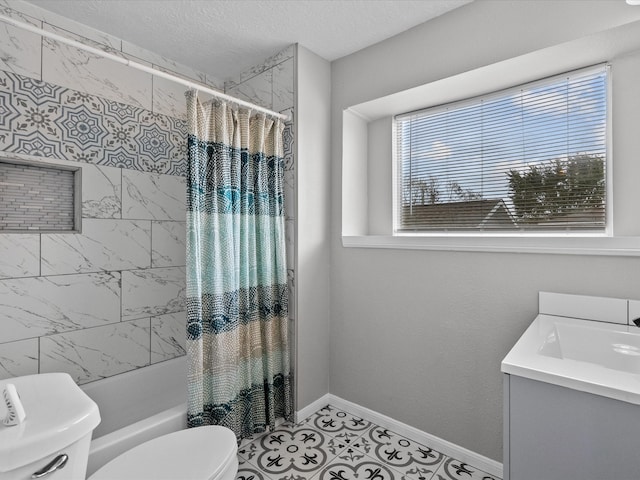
[317,455,404,480]
[237,465,272,480]
[239,441,259,466]
[242,424,336,479]
[328,431,368,458]
[234,405,500,480]
[240,429,273,449]
[305,405,372,437]
[364,426,445,480]
[432,458,499,480]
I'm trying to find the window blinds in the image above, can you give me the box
[395,65,608,233]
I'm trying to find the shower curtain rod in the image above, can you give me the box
[0,13,289,121]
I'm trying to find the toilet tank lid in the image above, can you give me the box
[0,373,100,472]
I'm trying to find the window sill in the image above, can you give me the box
[342,235,640,256]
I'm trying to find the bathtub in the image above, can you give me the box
[80,356,188,476]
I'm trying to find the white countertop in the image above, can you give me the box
[502,314,640,405]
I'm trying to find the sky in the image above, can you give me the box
[399,67,607,207]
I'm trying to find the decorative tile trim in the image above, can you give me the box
[297,394,503,479]
[282,108,294,169]
[0,69,187,176]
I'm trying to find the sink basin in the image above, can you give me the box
[502,314,640,405]
[539,320,640,374]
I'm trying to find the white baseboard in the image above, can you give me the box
[295,393,333,423]
[296,393,503,479]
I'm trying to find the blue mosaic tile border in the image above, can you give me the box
[0,70,187,176]
[282,109,294,171]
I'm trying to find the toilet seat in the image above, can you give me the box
[88,426,238,480]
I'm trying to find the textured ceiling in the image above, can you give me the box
[24,0,472,82]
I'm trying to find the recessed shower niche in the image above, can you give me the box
[0,158,81,233]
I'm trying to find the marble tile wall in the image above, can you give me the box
[0,0,206,383]
[0,2,297,386]
[0,150,188,383]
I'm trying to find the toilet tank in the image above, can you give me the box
[0,373,101,480]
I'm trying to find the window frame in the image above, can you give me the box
[391,64,612,237]
[339,24,640,257]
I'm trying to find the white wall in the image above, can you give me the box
[295,45,332,410]
[330,0,640,462]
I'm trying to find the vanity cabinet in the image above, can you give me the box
[503,374,640,480]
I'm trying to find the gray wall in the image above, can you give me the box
[295,46,332,410]
[330,0,640,462]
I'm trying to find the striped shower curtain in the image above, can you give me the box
[185,91,292,439]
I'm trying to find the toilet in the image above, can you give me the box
[0,373,238,480]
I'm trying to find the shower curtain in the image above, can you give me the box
[185,91,292,439]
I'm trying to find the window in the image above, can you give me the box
[394,65,608,234]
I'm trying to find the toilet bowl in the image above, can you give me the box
[88,426,238,480]
[0,373,238,480]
